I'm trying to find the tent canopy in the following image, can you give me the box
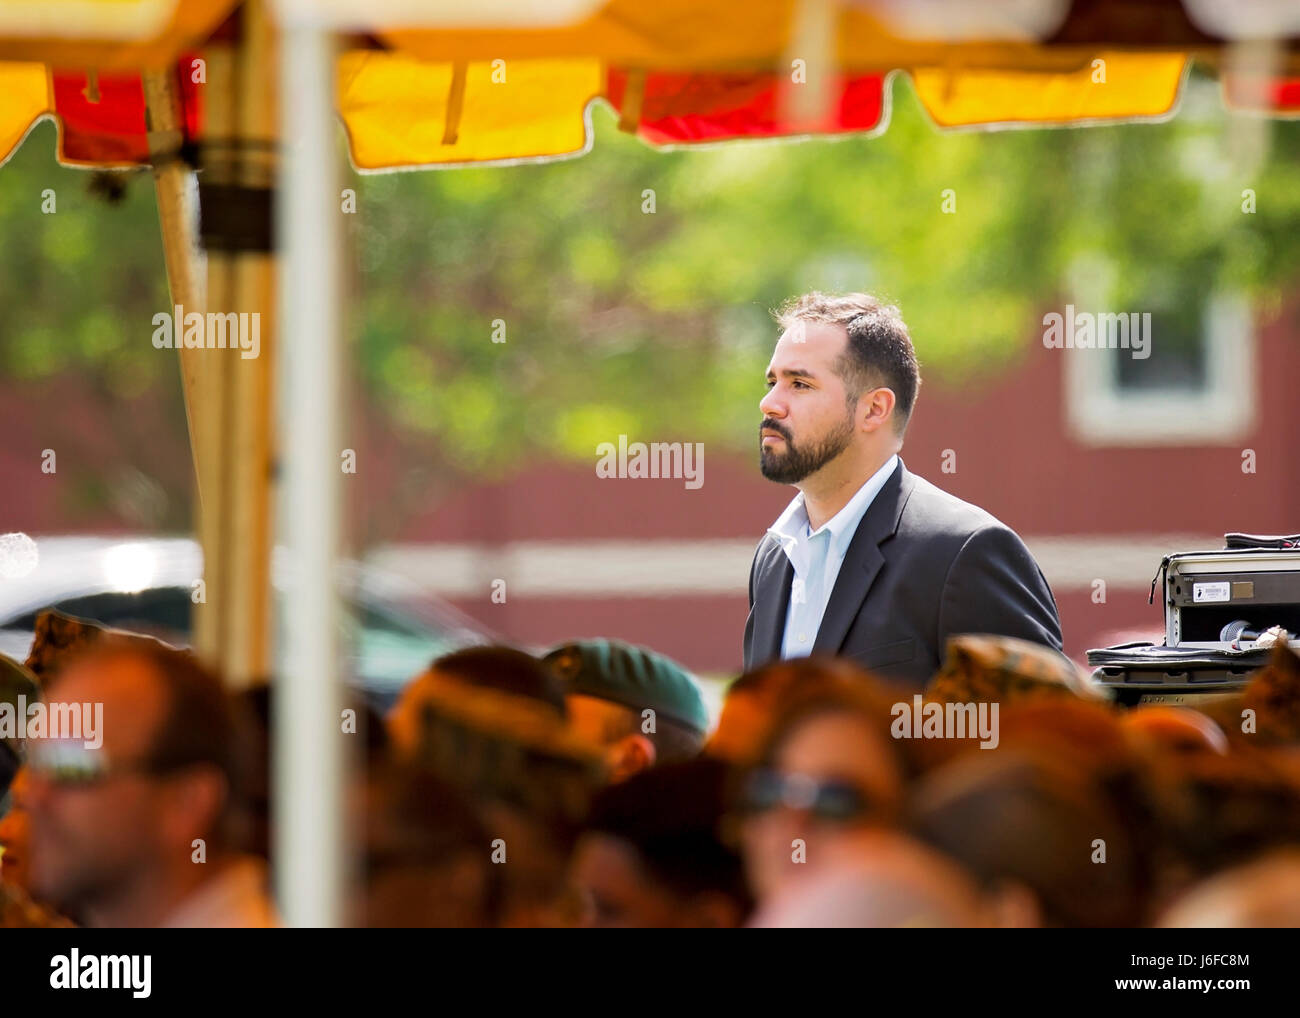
[1,0,1298,172]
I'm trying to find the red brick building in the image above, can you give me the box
[374,305,1298,674]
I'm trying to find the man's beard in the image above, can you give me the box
[29,830,132,919]
[759,411,855,484]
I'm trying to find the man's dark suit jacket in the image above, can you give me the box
[743,458,1062,689]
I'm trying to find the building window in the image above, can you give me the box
[1064,291,1255,446]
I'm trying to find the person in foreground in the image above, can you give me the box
[24,639,277,928]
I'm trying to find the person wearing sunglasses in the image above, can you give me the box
[24,638,276,928]
[736,669,907,906]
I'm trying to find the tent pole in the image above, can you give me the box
[142,66,207,493]
[275,16,345,928]
[223,0,277,690]
[142,67,220,663]
[190,38,238,679]
[165,4,277,688]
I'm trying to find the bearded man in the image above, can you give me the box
[744,291,1062,689]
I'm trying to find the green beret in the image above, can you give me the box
[543,639,708,735]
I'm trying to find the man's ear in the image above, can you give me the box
[859,386,897,432]
[161,767,228,849]
[606,734,656,783]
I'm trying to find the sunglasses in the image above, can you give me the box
[742,768,873,822]
[24,741,155,788]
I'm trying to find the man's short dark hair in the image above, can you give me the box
[584,757,751,915]
[365,760,502,925]
[774,291,921,433]
[51,638,246,845]
[65,638,240,784]
[431,645,567,716]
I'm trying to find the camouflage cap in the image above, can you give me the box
[24,609,176,682]
[1,651,39,776]
[24,610,113,682]
[928,633,1107,704]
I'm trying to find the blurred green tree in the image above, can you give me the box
[1,69,1298,532]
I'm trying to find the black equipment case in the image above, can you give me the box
[1087,533,1300,706]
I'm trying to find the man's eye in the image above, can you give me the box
[764,379,776,389]
[792,380,809,389]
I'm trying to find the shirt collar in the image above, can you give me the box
[767,454,900,560]
[766,491,810,554]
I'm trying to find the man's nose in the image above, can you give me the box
[759,387,784,418]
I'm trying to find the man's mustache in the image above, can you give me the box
[760,420,792,442]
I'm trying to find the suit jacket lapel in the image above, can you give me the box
[752,538,794,666]
[812,459,915,657]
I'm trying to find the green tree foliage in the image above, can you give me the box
[1,68,1298,522]
[346,69,1300,477]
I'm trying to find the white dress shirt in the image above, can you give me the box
[766,454,899,659]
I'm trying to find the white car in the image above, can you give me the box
[0,535,495,708]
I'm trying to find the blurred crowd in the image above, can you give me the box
[4,609,1300,928]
